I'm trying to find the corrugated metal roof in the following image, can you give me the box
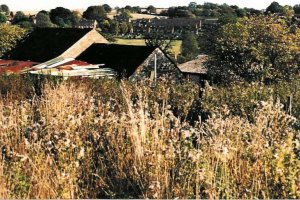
[29,59,116,78]
[0,60,39,74]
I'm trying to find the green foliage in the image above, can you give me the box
[102,4,112,13]
[83,6,107,22]
[109,20,120,35]
[49,7,74,27]
[294,4,300,14]
[203,77,300,122]
[166,2,259,19]
[17,21,33,30]
[147,5,157,14]
[282,6,295,19]
[36,12,54,28]
[209,15,300,83]
[167,6,195,18]
[266,1,283,14]
[0,24,26,57]
[0,4,9,15]
[12,11,29,24]
[0,12,7,23]
[71,11,82,27]
[180,32,199,61]
[144,31,174,55]
[119,22,128,34]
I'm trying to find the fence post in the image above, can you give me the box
[287,95,292,115]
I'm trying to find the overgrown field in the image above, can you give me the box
[0,75,299,199]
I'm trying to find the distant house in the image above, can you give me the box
[76,43,182,80]
[131,18,202,36]
[178,55,208,84]
[75,19,98,29]
[2,28,108,63]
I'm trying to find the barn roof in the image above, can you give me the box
[2,28,93,63]
[178,55,208,74]
[77,44,157,77]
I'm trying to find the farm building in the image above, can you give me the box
[75,19,98,29]
[76,43,182,80]
[2,28,108,63]
[131,18,202,36]
[178,55,208,84]
[1,28,184,80]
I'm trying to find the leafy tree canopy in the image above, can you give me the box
[12,11,29,24]
[293,4,300,15]
[102,4,112,13]
[36,12,54,28]
[0,13,7,23]
[209,15,300,84]
[83,6,107,21]
[145,31,174,55]
[181,32,199,61]
[49,7,74,27]
[266,1,283,14]
[147,5,157,14]
[0,4,9,15]
[0,24,26,57]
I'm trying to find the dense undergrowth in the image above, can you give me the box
[0,75,299,199]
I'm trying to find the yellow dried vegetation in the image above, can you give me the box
[0,79,299,199]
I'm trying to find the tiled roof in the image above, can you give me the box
[178,55,208,74]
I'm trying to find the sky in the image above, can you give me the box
[0,0,299,11]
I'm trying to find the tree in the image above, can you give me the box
[117,9,132,21]
[145,31,174,55]
[132,6,141,13]
[49,7,74,27]
[17,21,33,30]
[147,5,157,14]
[99,19,110,32]
[266,2,283,14]
[103,4,112,13]
[0,13,7,23]
[209,15,300,83]
[12,11,29,24]
[72,11,82,26]
[83,6,107,21]
[180,32,199,61]
[188,2,197,10]
[120,22,128,34]
[109,20,119,35]
[124,6,133,12]
[282,5,294,19]
[36,12,54,27]
[0,4,9,15]
[293,4,300,15]
[236,8,247,17]
[167,6,194,18]
[0,24,26,56]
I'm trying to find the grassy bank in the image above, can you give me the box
[114,38,182,57]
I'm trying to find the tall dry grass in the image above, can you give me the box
[0,78,299,199]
